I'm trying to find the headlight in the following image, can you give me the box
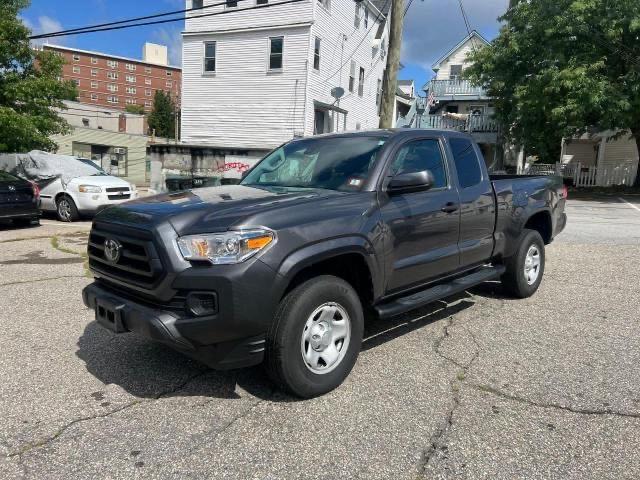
[177,229,275,265]
[79,185,102,193]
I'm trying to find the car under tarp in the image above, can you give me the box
[0,151,101,188]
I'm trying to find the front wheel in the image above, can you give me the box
[266,275,364,398]
[56,195,79,222]
[501,229,546,298]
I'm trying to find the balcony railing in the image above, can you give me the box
[419,114,499,133]
[428,79,487,98]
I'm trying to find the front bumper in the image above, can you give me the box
[82,282,266,369]
[75,191,138,215]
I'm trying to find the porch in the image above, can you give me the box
[426,79,488,101]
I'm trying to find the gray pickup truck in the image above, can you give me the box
[82,129,567,398]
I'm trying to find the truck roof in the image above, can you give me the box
[307,128,474,141]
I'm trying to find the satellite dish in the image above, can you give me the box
[331,87,345,100]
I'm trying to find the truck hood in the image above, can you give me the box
[95,185,346,234]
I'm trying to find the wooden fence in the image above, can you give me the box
[523,162,638,187]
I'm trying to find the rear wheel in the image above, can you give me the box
[501,229,545,298]
[266,275,364,398]
[56,195,79,222]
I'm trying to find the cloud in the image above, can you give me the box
[23,15,69,47]
[152,26,183,66]
[401,0,507,75]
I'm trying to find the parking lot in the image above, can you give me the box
[1,196,639,479]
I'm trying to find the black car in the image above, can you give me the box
[0,171,41,227]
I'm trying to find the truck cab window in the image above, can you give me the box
[391,139,447,189]
[449,137,482,188]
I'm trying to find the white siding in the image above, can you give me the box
[603,133,639,169]
[435,37,485,81]
[181,26,310,149]
[564,140,598,167]
[306,0,388,133]
[185,0,314,33]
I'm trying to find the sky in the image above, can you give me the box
[21,0,508,93]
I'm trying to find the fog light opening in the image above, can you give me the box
[186,292,218,317]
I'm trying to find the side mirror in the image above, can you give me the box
[387,170,435,194]
[240,170,249,180]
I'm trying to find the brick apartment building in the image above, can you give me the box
[43,43,181,113]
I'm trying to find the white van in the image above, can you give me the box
[40,159,138,222]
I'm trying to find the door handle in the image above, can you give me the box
[441,202,459,214]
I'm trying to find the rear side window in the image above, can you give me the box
[391,139,447,189]
[450,138,482,188]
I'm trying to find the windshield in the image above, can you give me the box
[241,136,387,192]
[77,158,108,176]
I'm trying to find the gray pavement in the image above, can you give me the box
[0,197,639,479]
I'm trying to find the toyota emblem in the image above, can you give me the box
[104,238,123,264]
[8,185,15,191]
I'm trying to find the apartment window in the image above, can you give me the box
[126,63,136,71]
[126,98,137,105]
[376,78,382,106]
[203,41,216,73]
[313,37,321,71]
[73,54,80,62]
[145,100,152,108]
[166,81,173,88]
[126,86,137,94]
[91,93,98,101]
[268,36,284,71]
[166,71,173,77]
[91,69,98,77]
[358,67,365,97]
[107,71,118,80]
[145,89,152,96]
[317,0,329,11]
[193,0,203,7]
[257,0,268,4]
[107,95,119,104]
[72,66,80,74]
[126,75,136,83]
[91,81,98,89]
[226,0,238,7]
[348,60,356,93]
[73,79,80,87]
[364,8,369,28]
[107,60,118,68]
[449,64,463,81]
[354,3,362,28]
[107,84,118,92]
[145,78,152,85]
[91,57,98,64]
[145,67,152,74]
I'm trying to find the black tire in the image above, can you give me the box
[266,275,364,398]
[501,229,545,298]
[56,195,79,222]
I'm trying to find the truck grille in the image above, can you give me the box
[88,228,164,289]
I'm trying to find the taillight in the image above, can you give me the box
[561,185,568,199]
[30,181,40,200]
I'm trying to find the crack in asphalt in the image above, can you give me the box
[4,369,210,460]
[0,276,87,287]
[471,384,640,420]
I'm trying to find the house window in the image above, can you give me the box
[226,0,238,7]
[349,60,356,93]
[364,8,369,28]
[91,57,98,64]
[91,93,98,101]
[91,69,98,77]
[126,63,136,71]
[145,89,152,96]
[91,81,98,89]
[145,100,152,108]
[317,0,329,10]
[107,84,118,92]
[126,98,137,105]
[73,54,80,62]
[126,86,137,94]
[145,78,152,85]
[269,37,283,71]
[72,66,80,74]
[354,3,362,28]
[193,0,203,7]
[449,64,463,81]
[107,71,118,79]
[376,78,382,106]
[126,75,136,83]
[107,95,119,104]
[358,67,365,97]
[313,37,321,71]
[203,41,216,73]
[107,60,118,68]
[166,80,173,88]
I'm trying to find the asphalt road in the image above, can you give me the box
[0,196,639,479]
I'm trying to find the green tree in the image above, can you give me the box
[147,90,176,139]
[125,104,146,115]
[466,0,640,180]
[0,0,77,152]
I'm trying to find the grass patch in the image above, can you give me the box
[51,235,92,277]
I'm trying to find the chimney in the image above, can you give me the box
[142,42,168,66]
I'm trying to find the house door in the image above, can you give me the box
[314,109,327,135]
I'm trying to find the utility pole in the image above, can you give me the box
[378,0,404,129]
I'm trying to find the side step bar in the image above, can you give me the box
[375,265,506,319]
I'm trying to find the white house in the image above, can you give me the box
[181,0,391,150]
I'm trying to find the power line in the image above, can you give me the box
[30,0,305,40]
[404,0,415,17]
[29,0,243,40]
